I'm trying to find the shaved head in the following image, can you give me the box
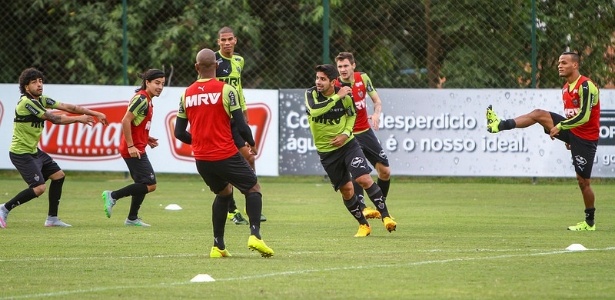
[196,48,216,68]
[195,48,217,79]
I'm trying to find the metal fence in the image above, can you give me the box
[1,0,614,89]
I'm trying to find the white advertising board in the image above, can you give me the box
[278,88,615,177]
[0,84,279,176]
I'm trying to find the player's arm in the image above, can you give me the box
[330,95,356,147]
[236,56,249,123]
[342,95,356,137]
[55,99,108,125]
[363,73,382,130]
[556,81,599,130]
[41,110,94,125]
[31,96,93,125]
[225,85,256,150]
[35,97,93,125]
[237,87,249,123]
[174,94,192,144]
[304,88,344,118]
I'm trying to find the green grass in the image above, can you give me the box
[1,171,615,299]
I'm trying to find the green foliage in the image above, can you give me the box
[535,1,615,88]
[0,0,613,88]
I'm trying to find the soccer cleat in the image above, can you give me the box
[102,190,116,218]
[124,218,151,227]
[231,210,249,225]
[227,212,235,220]
[362,207,381,219]
[210,246,232,258]
[383,217,397,232]
[0,203,8,229]
[248,235,274,258]
[44,217,72,227]
[486,105,501,133]
[354,224,371,237]
[567,221,595,231]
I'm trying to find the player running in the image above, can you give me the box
[306,64,396,237]
[334,52,392,220]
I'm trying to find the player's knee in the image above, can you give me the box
[530,108,547,116]
[147,184,157,193]
[218,183,234,196]
[576,177,590,190]
[354,174,374,189]
[377,165,391,180]
[32,184,47,196]
[340,186,354,200]
[49,170,65,181]
[247,182,261,194]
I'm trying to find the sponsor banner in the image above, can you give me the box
[0,84,279,176]
[279,88,615,177]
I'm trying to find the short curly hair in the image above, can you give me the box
[18,68,44,94]
[315,64,338,81]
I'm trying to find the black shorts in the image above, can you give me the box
[318,139,372,191]
[354,128,389,167]
[549,112,598,179]
[123,153,157,185]
[195,152,257,194]
[231,121,247,149]
[10,149,61,188]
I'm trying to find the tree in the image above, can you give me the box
[1,0,613,89]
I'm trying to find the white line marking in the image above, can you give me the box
[0,253,199,263]
[2,247,614,299]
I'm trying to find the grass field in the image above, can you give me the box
[1,171,615,299]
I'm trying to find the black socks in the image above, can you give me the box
[353,180,366,210]
[112,183,148,200]
[585,208,596,226]
[127,193,146,220]
[213,194,233,249]
[6,188,37,211]
[343,195,368,225]
[365,183,390,218]
[377,178,390,198]
[245,192,263,238]
[499,119,517,131]
[48,177,64,217]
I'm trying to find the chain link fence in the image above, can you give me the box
[1,0,614,89]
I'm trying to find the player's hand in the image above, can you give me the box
[128,146,142,159]
[248,143,258,156]
[549,126,560,140]
[96,112,108,125]
[78,115,95,126]
[148,137,159,148]
[336,86,352,99]
[330,134,348,147]
[370,113,380,130]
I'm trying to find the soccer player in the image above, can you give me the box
[101,69,166,227]
[334,52,391,220]
[174,48,273,258]
[305,64,397,237]
[214,26,266,225]
[0,67,108,228]
[487,51,600,231]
